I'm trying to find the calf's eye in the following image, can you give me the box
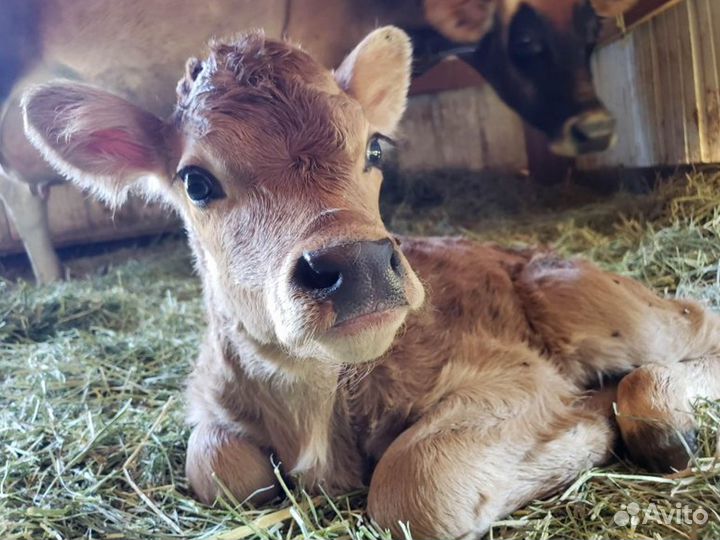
[365,136,384,169]
[178,166,222,206]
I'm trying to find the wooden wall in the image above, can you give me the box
[0,185,177,254]
[579,0,720,168]
[398,84,527,172]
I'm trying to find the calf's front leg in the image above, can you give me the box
[186,423,278,505]
[367,346,613,539]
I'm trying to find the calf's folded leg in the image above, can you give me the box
[186,423,278,505]
[367,346,613,539]
[517,254,720,471]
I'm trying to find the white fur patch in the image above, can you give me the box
[291,420,330,476]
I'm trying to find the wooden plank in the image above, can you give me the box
[474,89,527,168]
[674,2,701,162]
[397,86,527,172]
[434,89,486,169]
[600,0,685,44]
[694,0,720,160]
[632,24,659,165]
[623,0,687,29]
[45,183,91,238]
[397,93,445,171]
[409,59,486,96]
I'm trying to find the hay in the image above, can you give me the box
[2,169,720,539]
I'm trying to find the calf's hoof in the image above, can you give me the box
[186,424,278,505]
[616,366,698,472]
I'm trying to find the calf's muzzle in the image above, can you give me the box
[293,238,407,325]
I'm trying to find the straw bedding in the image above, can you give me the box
[2,170,719,539]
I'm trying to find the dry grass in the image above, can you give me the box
[2,169,720,539]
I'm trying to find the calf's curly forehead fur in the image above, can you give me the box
[174,32,365,189]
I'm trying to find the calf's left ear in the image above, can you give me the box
[22,81,169,207]
[334,26,412,136]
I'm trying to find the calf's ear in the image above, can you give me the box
[424,0,496,44]
[22,81,169,207]
[334,26,412,136]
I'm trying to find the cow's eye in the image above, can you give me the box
[508,4,548,64]
[178,166,223,206]
[366,136,383,169]
[511,33,545,59]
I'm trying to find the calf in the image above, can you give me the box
[22,28,720,539]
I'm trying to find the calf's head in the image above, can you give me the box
[22,28,425,365]
[424,0,639,155]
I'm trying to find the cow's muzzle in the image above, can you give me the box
[551,108,617,156]
[293,238,407,326]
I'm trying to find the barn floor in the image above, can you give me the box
[2,169,720,539]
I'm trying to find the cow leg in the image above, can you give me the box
[0,173,62,283]
[517,254,720,471]
[367,346,613,540]
[616,359,720,471]
[186,423,278,506]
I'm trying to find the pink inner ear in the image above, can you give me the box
[81,128,155,169]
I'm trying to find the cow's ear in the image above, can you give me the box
[424,0,496,44]
[334,26,412,136]
[590,0,639,17]
[22,81,170,207]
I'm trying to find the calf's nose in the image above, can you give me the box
[293,239,407,325]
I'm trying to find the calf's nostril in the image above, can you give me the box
[390,250,404,277]
[294,254,342,294]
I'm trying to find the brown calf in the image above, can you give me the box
[22,28,720,539]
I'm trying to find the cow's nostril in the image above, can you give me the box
[294,254,342,294]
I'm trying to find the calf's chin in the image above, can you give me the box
[315,308,410,364]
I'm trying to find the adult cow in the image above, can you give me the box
[0,0,638,283]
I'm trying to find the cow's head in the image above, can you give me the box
[424,0,639,155]
[22,28,425,366]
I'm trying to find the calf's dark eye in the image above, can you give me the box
[366,137,383,169]
[178,166,222,206]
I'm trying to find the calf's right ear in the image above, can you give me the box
[22,81,170,207]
